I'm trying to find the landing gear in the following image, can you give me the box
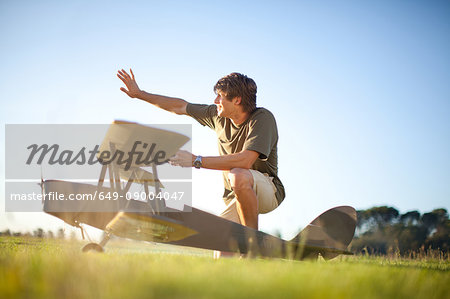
[81,231,111,253]
[82,243,104,252]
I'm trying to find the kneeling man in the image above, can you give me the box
[117,69,285,230]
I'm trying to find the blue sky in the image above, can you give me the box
[1,0,449,238]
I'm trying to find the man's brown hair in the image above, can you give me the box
[214,72,257,113]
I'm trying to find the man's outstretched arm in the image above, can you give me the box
[117,68,188,115]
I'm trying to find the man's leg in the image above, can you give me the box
[216,169,278,259]
[227,168,258,229]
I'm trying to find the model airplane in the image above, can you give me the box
[41,120,357,260]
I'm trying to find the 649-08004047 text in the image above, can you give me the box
[9,191,185,202]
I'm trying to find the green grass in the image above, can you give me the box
[0,237,449,299]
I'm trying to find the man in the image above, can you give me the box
[117,69,285,230]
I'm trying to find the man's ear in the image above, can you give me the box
[233,97,242,105]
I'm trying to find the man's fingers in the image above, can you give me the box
[117,73,127,84]
[130,68,135,80]
[118,70,128,80]
[169,159,179,166]
[169,153,180,166]
[120,87,131,96]
[121,69,131,79]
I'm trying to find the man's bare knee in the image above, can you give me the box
[228,168,254,191]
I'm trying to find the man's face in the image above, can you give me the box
[214,91,234,117]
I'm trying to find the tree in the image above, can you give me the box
[422,208,449,236]
[400,210,420,226]
[57,228,65,239]
[33,228,44,238]
[355,206,399,235]
[351,207,449,254]
[0,229,12,236]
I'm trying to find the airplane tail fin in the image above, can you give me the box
[289,206,357,259]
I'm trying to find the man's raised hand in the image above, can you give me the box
[117,68,141,98]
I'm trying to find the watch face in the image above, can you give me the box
[194,156,202,168]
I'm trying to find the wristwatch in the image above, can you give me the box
[193,155,202,169]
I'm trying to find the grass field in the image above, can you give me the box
[0,236,448,299]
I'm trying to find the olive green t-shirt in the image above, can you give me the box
[186,103,285,205]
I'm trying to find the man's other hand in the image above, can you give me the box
[117,68,141,98]
[169,150,195,168]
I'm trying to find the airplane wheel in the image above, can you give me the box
[82,243,104,253]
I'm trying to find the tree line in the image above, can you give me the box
[0,228,77,239]
[351,206,449,254]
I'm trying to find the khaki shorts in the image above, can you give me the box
[220,169,278,224]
